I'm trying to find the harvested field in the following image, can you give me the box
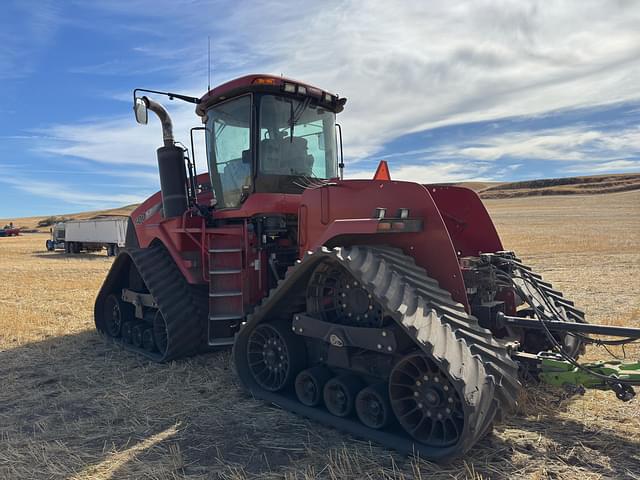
[1,191,639,479]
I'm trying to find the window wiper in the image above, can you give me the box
[288,98,311,141]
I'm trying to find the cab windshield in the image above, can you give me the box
[205,93,338,208]
[259,95,337,179]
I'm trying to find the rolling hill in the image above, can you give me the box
[2,173,639,230]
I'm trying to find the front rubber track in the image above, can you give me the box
[233,246,521,460]
[94,243,207,362]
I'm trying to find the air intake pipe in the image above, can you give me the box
[144,96,188,218]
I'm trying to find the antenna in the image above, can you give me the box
[207,36,211,92]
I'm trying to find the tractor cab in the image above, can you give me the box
[196,75,346,209]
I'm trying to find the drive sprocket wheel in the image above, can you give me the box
[307,263,385,327]
[247,321,306,392]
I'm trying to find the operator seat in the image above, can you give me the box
[260,135,314,176]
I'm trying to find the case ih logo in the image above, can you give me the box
[135,203,162,224]
[329,334,344,347]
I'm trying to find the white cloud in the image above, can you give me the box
[35,101,208,171]
[436,125,640,163]
[564,159,640,174]
[0,175,146,210]
[347,162,492,184]
[40,0,640,159]
[229,0,640,159]
[27,0,640,191]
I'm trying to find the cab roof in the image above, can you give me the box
[195,74,345,116]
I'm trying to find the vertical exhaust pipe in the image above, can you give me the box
[142,97,188,218]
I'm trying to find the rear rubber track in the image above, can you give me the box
[234,246,521,460]
[497,251,587,357]
[95,243,207,362]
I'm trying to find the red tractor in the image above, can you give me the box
[0,223,20,237]
[95,74,640,460]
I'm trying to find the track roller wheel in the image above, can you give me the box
[131,324,144,348]
[246,321,306,392]
[103,293,132,338]
[153,310,169,356]
[323,375,364,417]
[142,328,156,352]
[356,382,392,429]
[389,353,465,448]
[295,366,332,407]
[121,322,133,344]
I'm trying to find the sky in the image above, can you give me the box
[0,0,639,217]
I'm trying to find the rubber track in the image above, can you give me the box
[498,252,587,357]
[233,246,521,460]
[94,244,206,362]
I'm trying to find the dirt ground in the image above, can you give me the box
[1,190,639,480]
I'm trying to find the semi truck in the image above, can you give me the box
[46,216,129,256]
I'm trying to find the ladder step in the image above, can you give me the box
[208,337,236,347]
[209,291,243,297]
[208,248,242,253]
[209,269,242,275]
[209,314,244,321]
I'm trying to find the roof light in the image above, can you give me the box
[398,208,409,219]
[323,92,334,103]
[297,85,307,95]
[283,83,296,93]
[252,77,277,85]
[374,208,386,219]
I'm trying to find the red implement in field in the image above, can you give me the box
[0,225,20,237]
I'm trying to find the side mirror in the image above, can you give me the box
[134,97,148,125]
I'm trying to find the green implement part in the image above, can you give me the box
[539,352,640,401]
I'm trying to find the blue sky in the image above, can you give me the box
[1,0,639,217]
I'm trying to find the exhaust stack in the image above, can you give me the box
[136,96,188,218]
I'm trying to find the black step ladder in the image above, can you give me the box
[207,227,245,346]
